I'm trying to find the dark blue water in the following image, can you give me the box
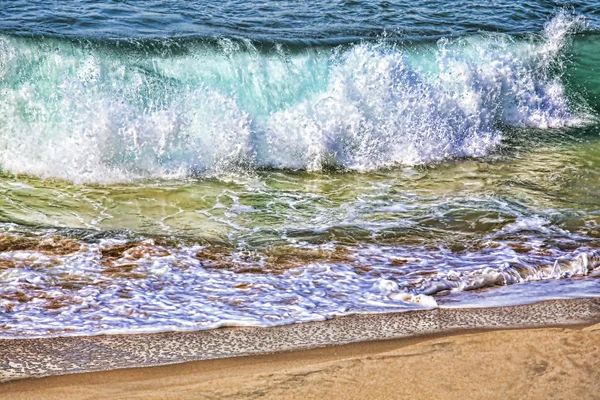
[1,0,599,41]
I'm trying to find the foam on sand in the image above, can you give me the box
[1,297,599,382]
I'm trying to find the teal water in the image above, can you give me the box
[0,4,599,337]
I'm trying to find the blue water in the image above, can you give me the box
[1,0,599,41]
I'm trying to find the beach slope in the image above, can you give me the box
[2,323,600,399]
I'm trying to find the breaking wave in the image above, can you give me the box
[0,12,590,183]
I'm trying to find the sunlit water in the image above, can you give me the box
[0,2,600,337]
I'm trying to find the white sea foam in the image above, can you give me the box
[0,229,598,337]
[0,13,589,183]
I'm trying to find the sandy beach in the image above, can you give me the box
[2,323,600,400]
[2,299,600,399]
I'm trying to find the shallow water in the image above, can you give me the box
[0,3,599,337]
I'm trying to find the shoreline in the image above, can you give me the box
[2,321,600,399]
[1,297,600,384]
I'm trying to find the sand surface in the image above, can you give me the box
[2,323,600,400]
[4,298,600,384]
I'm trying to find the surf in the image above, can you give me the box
[0,12,592,183]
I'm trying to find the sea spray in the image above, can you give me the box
[0,13,590,183]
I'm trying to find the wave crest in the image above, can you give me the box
[0,12,590,182]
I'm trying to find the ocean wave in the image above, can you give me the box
[0,12,590,183]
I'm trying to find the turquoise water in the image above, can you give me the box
[0,3,599,337]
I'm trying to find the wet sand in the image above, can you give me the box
[2,298,600,399]
[2,323,600,400]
